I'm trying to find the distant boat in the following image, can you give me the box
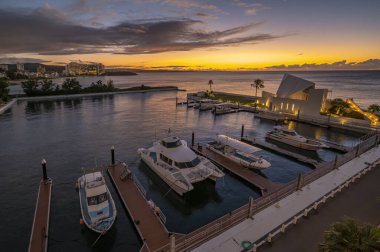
[138,136,225,196]
[78,171,117,234]
[266,126,327,151]
[208,135,271,170]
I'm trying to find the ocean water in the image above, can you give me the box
[9,70,380,108]
[0,71,370,251]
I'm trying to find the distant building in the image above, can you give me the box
[0,64,8,71]
[16,62,24,72]
[261,74,328,117]
[65,62,105,76]
[37,65,46,77]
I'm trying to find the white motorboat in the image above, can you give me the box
[138,136,224,196]
[266,126,327,151]
[207,135,271,170]
[77,171,117,234]
[212,104,238,115]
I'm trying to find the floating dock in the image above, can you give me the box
[108,163,177,252]
[242,137,324,168]
[28,178,53,252]
[192,144,282,195]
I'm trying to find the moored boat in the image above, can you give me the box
[266,126,327,151]
[207,134,271,170]
[138,136,224,196]
[78,171,117,234]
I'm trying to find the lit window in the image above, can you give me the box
[280,102,283,109]
[292,104,295,111]
[286,103,289,110]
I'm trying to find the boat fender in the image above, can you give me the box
[240,240,254,251]
[154,207,160,215]
[80,218,84,225]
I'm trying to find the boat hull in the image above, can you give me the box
[139,152,194,196]
[266,134,321,151]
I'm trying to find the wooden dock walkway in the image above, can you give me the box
[28,179,53,252]
[242,137,324,168]
[107,164,174,252]
[192,145,282,195]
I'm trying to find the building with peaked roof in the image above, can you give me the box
[261,74,328,116]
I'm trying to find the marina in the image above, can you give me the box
[1,72,379,252]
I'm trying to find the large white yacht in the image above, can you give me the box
[266,126,327,151]
[138,136,225,196]
[77,171,117,234]
[207,135,271,170]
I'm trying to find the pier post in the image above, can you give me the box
[248,196,254,218]
[241,124,245,139]
[191,132,195,147]
[296,173,303,191]
[333,155,338,169]
[355,143,360,157]
[41,159,48,181]
[175,97,178,107]
[170,234,176,252]
[111,146,115,165]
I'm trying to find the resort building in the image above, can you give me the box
[262,74,328,117]
[65,61,105,76]
[16,62,24,72]
[0,64,8,71]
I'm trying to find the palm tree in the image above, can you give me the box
[251,79,264,97]
[319,218,380,252]
[368,104,380,114]
[208,80,213,92]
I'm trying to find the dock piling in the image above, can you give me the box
[241,124,245,139]
[296,173,303,191]
[191,132,195,147]
[111,146,115,165]
[175,97,178,107]
[42,159,47,181]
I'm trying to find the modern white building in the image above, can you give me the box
[16,62,24,72]
[65,61,105,76]
[261,74,328,117]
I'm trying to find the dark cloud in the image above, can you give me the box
[265,59,380,70]
[0,57,49,64]
[0,7,284,55]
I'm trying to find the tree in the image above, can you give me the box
[61,78,82,94]
[21,79,40,96]
[208,80,213,92]
[106,79,115,91]
[40,79,55,95]
[328,98,349,115]
[0,78,10,103]
[319,218,380,252]
[368,104,380,114]
[251,79,264,97]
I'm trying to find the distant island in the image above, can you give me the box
[104,70,138,76]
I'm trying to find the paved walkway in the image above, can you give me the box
[260,160,380,252]
[192,146,380,252]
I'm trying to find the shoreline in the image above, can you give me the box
[0,87,183,115]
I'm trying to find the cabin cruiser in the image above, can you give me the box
[266,126,327,151]
[138,136,225,196]
[207,135,271,170]
[77,172,117,234]
[212,103,238,115]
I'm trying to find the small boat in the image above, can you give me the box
[266,126,327,151]
[208,135,271,170]
[78,171,117,234]
[138,136,224,196]
[212,104,238,115]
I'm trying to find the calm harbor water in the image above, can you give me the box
[0,71,368,251]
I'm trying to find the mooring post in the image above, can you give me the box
[175,97,178,107]
[170,233,175,252]
[248,196,254,218]
[111,146,115,165]
[355,143,360,157]
[333,155,338,169]
[241,124,245,139]
[191,132,195,147]
[296,173,303,191]
[41,159,48,181]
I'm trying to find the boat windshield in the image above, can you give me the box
[175,157,201,169]
[87,192,108,206]
[162,139,182,148]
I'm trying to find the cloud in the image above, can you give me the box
[0,57,49,64]
[0,7,285,55]
[233,0,267,15]
[265,59,380,71]
[245,9,257,15]
[195,12,218,19]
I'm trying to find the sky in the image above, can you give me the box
[0,0,380,70]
